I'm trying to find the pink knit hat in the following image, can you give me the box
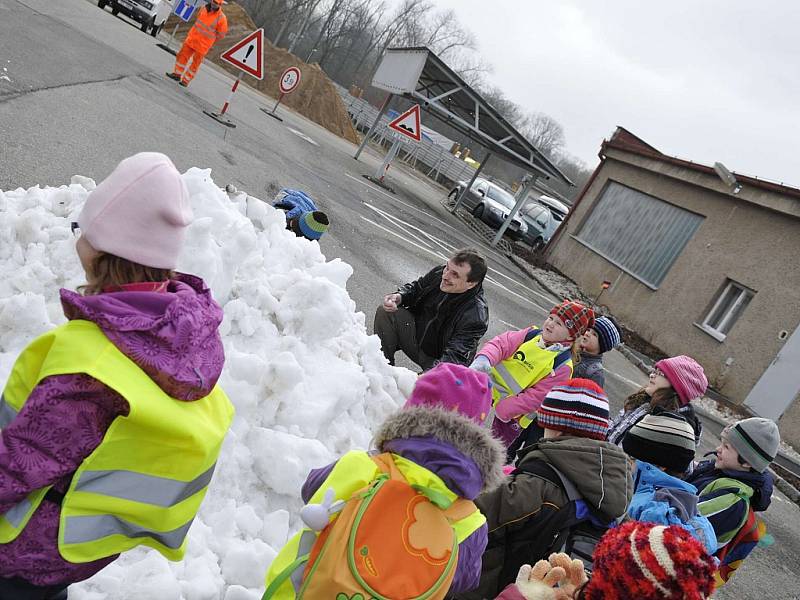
[654,355,708,406]
[78,152,192,270]
[404,363,492,425]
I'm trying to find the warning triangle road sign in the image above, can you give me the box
[221,29,264,79]
[388,104,422,142]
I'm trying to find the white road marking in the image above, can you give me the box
[500,319,521,330]
[604,368,644,389]
[287,128,318,145]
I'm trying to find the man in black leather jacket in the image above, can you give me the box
[374,249,489,370]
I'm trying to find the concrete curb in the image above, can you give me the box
[617,340,800,508]
[506,254,564,301]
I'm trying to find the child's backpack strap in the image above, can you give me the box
[523,328,542,342]
[553,348,574,372]
[513,461,608,573]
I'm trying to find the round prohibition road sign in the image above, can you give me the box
[279,67,302,94]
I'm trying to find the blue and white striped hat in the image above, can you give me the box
[594,316,621,353]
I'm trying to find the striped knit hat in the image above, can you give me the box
[550,300,595,339]
[594,316,621,353]
[291,210,329,241]
[536,378,609,440]
[723,417,780,473]
[654,355,707,406]
[622,410,697,472]
[583,521,716,600]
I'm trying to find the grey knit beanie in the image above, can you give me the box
[726,417,780,473]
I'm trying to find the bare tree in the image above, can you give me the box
[521,112,566,158]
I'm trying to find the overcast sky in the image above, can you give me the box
[396,0,799,186]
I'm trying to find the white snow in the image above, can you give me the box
[0,168,418,598]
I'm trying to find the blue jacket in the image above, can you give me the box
[272,189,317,220]
[627,460,717,554]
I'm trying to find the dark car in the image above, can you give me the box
[518,203,556,250]
[448,178,527,239]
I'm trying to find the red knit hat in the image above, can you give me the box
[550,300,595,339]
[583,521,716,600]
[654,355,708,406]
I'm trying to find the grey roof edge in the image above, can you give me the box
[386,46,573,186]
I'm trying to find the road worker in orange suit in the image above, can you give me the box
[166,0,228,87]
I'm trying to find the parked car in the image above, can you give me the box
[449,178,527,240]
[518,203,557,250]
[535,194,570,222]
[98,0,173,36]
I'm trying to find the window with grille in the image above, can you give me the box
[574,181,704,288]
[698,279,755,341]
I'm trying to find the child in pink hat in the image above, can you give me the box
[608,355,707,448]
[0,152,233,598]
[404,362,493,425]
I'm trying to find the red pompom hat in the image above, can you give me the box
[583,521,717,600]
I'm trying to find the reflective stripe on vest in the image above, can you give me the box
[0,319,234,563]
[489,332,573,428]
[191,10,222,40]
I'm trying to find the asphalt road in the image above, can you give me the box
[1,1,798,597]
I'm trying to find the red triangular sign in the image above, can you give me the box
[388,105,422,141]
[221,29,264,79]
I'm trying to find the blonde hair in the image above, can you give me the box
[79,252,174,296]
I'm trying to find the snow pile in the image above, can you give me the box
[0,169,416,599]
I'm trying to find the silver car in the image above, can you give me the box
[448,178,527,239]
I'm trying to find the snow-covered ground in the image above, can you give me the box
[0,169,417,599]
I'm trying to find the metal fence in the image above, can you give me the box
[335,85,477,188]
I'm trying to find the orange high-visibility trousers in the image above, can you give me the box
[172,43,206,86]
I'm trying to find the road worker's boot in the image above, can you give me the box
[166,72,181,81]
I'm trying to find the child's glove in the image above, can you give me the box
[469,355,492,374]
[508,560,566,600]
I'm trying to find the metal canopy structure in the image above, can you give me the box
[366,47,573,186]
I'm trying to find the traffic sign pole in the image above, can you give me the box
[374,138,401,181]
[203,72,242,128]
[260,67,301,123]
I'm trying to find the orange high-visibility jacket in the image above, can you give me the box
[185,6,228,55]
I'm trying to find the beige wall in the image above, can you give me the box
[547,153,800,436]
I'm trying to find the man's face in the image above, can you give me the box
[440,260,477,294]
[208,2,220,11]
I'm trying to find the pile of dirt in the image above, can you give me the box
[164,3,359,144]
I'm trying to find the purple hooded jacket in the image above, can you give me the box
[301,407,506,594]
[0,274,225,587]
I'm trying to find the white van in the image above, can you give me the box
[98,0,175,37]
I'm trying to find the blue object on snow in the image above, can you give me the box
[273,189,318,220]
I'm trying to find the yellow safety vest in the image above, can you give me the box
[488,330,573,428]
[0,319,234,563]
[264,450,486,599]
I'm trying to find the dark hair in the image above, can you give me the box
[623,387,680,413]
[79,252,174,296]
[450,248,486,283]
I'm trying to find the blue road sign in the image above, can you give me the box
[174,0,197,21]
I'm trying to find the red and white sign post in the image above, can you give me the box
[204,29,265,128]
[261,66,302,122]
[363,104,423,192]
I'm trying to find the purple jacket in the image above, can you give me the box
[302,408,506,594]
[0,274,225,586]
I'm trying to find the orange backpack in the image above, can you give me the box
[264,453,477,600]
